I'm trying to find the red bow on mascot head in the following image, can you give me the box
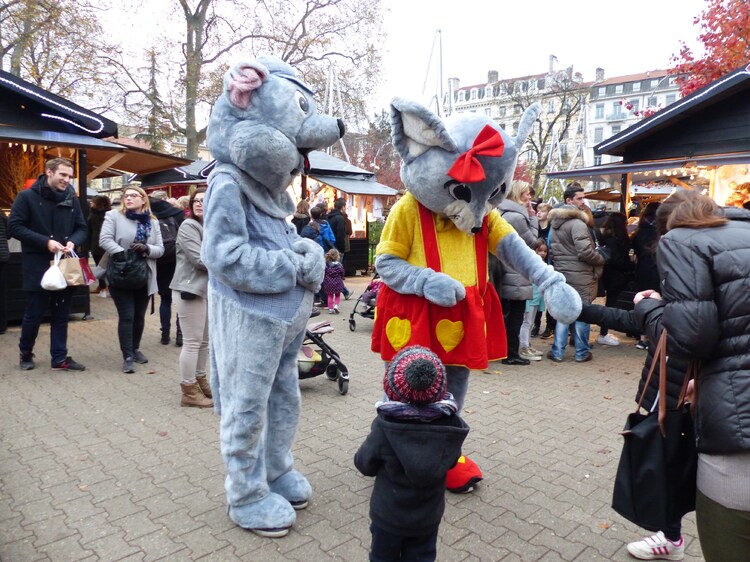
[447,125,505,184]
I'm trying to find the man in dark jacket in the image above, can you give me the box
[8,158,88,371]
[324,198,351,298]
[149,190,185,345]
[546,185,605,363]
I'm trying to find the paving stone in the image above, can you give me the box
[0,285,707,561]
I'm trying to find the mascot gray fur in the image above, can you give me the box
[371,98,581,491]
[202,55,344,537]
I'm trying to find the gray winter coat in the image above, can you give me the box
[170,218,208,298]
[644,207,750,455]
[490,199,538,301]
[99,209,164,296]
[548,205,604,303]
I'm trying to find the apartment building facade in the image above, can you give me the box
[443,60,683,190]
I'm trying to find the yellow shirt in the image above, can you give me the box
[376,192,514,286]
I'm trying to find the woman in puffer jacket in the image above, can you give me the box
[634,190,750,562]
[579,301,692,559]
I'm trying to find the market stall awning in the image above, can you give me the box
[546,151,750,182]
[309,174,398,196]
[0,126,124,151]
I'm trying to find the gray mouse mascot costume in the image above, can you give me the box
[202,55,344,537]
[371,98,581,492]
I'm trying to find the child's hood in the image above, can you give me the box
[379,413,469,484]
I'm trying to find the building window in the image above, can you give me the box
[485,108,492,116]
[615,84,623,94]
[594,127,603,143]
[632,82,641,92]
[486,86,492,97]
[547,100,555,113]
[598,87,606,97]
[629,99,640,113]
[498,106,506,117]
[458,91,464,102]
[594,154,602,165]
[537,78,545,89]
[648,96,658,107]
[471,89,477,100]
[611,125,621,135]
[560,143,568,157]
[595,103,604,119]
[514,104,522,114]
[612,101,623,115]
[668,76,677,87]
[666,94,676,105]
[651,79,660,88]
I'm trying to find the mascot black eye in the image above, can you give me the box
[444,179,472,203]
[295,90,310,113]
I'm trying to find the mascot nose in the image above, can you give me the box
[337,119,346,139]
[471,226,481,234]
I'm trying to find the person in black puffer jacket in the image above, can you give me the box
[634,191,750,562]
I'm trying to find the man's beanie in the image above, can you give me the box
[384,346,446,405]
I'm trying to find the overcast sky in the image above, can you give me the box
[373,0,709,112]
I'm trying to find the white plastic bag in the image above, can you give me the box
[41,251,67,291]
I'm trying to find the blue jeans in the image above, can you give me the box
[550,320,591,361]
[19,288,75,364]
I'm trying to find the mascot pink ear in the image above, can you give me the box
[228,66,266,109]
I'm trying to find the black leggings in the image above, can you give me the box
[109,285,150,359]
[501,299,526,360]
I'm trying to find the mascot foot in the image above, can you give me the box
[269,469,312,510]
[446,455,483,494]
[228,492,296,537]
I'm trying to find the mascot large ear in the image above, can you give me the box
[224,60,269,110]
[390,97,458,163]
[514,102,541,147]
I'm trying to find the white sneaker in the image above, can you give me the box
[98,289,109,298]
[519,347,542,361]
[597,333,620,346]
[626,532,684,560]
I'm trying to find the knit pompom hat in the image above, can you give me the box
[384,346,446,405]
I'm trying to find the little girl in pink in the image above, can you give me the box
[322,249,346,314]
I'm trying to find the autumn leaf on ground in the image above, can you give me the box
[157,431,168,437]
[599,522,611,529]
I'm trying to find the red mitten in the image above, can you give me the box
[446,455,483,493]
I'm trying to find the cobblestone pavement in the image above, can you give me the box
[0,276,704,561]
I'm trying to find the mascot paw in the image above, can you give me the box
[446,455,483,493]
[292,239,325,289]
[269,470,312,510]
[541,277,582,325]
[423,272,466,307]
[228,492,296,537]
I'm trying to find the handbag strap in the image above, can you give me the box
[634,329,667,413]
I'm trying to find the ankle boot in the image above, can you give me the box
[181,382,213,408]
[196,376,212,399]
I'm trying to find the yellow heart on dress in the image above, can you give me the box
[436,319,464,352]
[385,317,411,351]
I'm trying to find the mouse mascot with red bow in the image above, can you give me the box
[372,98,581,491]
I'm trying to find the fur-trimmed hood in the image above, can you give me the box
[548,205,593,228]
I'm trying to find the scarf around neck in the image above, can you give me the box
[125,209,152,243]
[376,392,459,422]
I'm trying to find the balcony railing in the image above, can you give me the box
[605,113,627,122]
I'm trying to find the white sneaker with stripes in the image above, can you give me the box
[626,531,684,560]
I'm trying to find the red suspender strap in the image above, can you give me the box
[417,203,442,272]
[475,217,489,295]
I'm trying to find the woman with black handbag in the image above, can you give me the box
[169,188,212,409]
[100,186,164,373]
[635,191,750,561]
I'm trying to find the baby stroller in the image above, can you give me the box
[348,273,382,332]
[297,320,349,395]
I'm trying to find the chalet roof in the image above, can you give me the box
[596,63,750,157]
[0,70,118,138]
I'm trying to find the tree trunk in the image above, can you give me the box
[183,0,210,160]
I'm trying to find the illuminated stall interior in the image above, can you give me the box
[546,64,750,213]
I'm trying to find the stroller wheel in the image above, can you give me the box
[326,364,338,381]
[349,318,356,331]
[338,377,349,395]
